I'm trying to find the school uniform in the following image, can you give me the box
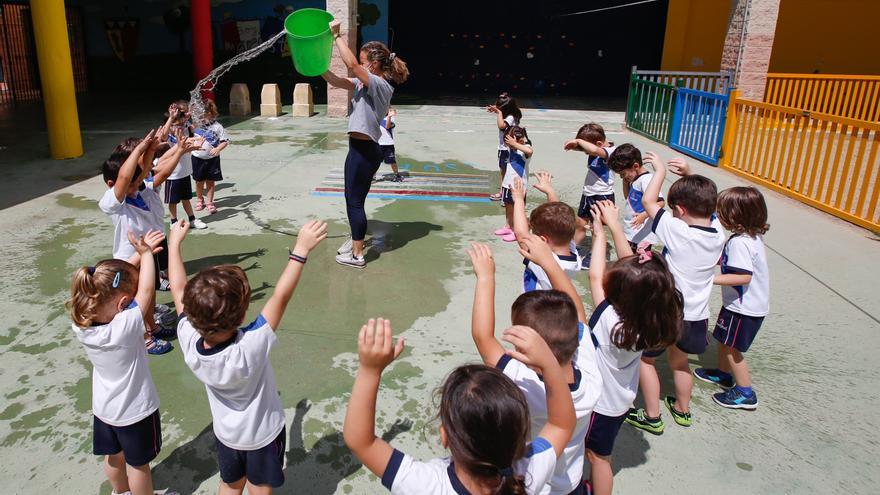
[192,121,229,182]
[164,134,194,204]
[98,179,165,261]
[496,115,518,171]
[496,323,602,494]
[379,116,396,164]
[643,209,726,357]
[622,172,662,248]
[381,438,558,494]
[715,234,769,352]
[177,314,286,487]
[523,242,581,292]
[72,302,162,467]
[585,300,640,456]
[577,147,616,218]
[501,147,531,205]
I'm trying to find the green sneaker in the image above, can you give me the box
[663,396,693,426]
[624,408,665,434]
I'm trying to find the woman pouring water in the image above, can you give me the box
[322,20,409,269]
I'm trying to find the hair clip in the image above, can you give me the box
[498,466,513,477]
[389,52,396,61]
[636,242,653,264]
[87,266,96,275]
[112,271,121,288]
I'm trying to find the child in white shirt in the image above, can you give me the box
[378,107,403,181]
[606,144,665,251]
[487,92,522,202]
[192,99,229,214]
[497,126,532,243]
[159,100,207,229]
[563,123,616,247]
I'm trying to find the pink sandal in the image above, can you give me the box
[206,202,217,214]
[501,232,517,242]
[494,227,513,236]
[194,198,205,211]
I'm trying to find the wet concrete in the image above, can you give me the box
[0,101,877,494]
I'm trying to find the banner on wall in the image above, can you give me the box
[235,20,262,53]
[104,18,140,62]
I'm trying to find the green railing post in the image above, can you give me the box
[626,72,638,129]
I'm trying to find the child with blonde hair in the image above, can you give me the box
[192,99,230,214]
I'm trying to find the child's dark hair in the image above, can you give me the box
[165,99,189,120]
[153,142,172,160]
[530,202,576,246]
[603,255,682,351]
[606,143,642,174]
[439,365,530,495]
[361,41,409,84]
[101,137,142,183]
[505,125,531,146]
[576,123,606,144]
[495,92,522,124]
[183,265,251,337]
[667,175,718,218]
[511,290,578,363]
[716,187,769,236]
[67,260,139,328]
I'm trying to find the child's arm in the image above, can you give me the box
[511,178,530,245]
[153,131,203,188]
[134,133,160,186]
[326,20,372,88]
[532,170,559,202]
[641,151,667,220]
[112,129,155,202]
[587,208,608,307]
[167,220,191,315]
[519,235,587,323]
[667,156,692,177]
[158,105,176,142]
[596,201,633,258]
[343,318,405,478]
[502,325,576,457]
[208,140,229,157]
[505,135,533,158]
[126,230,164,317]
[563,139,609,159]
[467,243,505,366]
[261,220,328,330]
[714,273,752,286]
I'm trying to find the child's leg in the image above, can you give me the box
[245,481,273,495]
[104,453,129,494]
[504,203,514,229]
[667,346,694,413]
[181,199,195,218]
[195,180,204,202]
[722,345,752,387]
[168,202,178,221]
[206,180,216,204]
[391,161,399,175]
[586,450,614,495]
[639,356,661,418]
[717,343,732,374]
[125,463,153,495]
[219,477,246,495]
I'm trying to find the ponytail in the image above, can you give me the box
[361,41,409,84]
[67,260,139,328]
[496,473,527,495]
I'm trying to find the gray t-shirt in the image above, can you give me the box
[348,73,394,143]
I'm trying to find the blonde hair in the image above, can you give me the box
[67,259,139,328]
[203,99,219,120]
[361,41,409,84]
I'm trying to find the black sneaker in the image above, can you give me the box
[694,368,735,389]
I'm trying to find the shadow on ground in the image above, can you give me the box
[364,220,443,263]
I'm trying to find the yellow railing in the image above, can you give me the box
[721,90,880,232]
[765,73,880,122]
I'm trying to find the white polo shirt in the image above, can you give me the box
[720,234,770,317]
[192,121,229,160]
[72,302,159,426]
[652,209,726,321]
[502,147,531,190]
[498,115,517,150]
[379,116,395,146]
[167,134,193,179]
[587,300,642,417]
[497,323,602,494]
[98,180,165,261]
[177,314,285,450]
[623,172,661,245]
[523,242,581,292]
[582,147,615,196]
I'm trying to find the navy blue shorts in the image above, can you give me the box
[216,427,286,487]
[643,319,709,357]
[192,156,223,182]
[380,145,396,164]
[585,411,628,457]
[501,186,522,205]
[93,409,162,467]
[164,176,193,204]
[578,193,616,218]
[497,149,510,171]
[713,307,764,352]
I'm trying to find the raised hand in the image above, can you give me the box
[329,19,341,36]
[504,134,517,148]
[467,243,495,280]
[630,212,648,230]
[595,200,620,227]
[533,170,553,194]
[518,234,556,268]
[293,220,328,254]
[563,139,579,151]
[486,104,499,113]
[358,318,405,374]
[668,156,691,176]
[511,177,526,203]
[128,230,164,255]
[168,219,191,246]
[643,151,666,173]
[501,325,559,372]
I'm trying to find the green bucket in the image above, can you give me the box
[284,9,335,77]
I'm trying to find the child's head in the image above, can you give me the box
[202,99,219,121]
[359,41,409,84]
[530,202,576,247]
[102,137,143,194]
[183,265,251,341]
[510,290,579,364]
[495,92,522,122]
[603,254,683,351]
[607,143,644,183]
[439,364,530,493]
[667,175,718,219]
[166,99,190,124]
[575,123,606,146]
[716,187,769,236]
[505,125,530,145]
[68,260,139,328]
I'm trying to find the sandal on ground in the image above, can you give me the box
[145,337,173,355]
[206,202,217,214]
[489,193,502,201]
[194,198,205,211]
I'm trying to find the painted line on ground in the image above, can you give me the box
[311,191,492,203]
[315,187,489,198]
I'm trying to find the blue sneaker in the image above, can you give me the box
[580,255,591,271]
[713,387,758,410]
[693,368,734,389]
[146,337,173,356]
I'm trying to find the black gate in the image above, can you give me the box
[0,3,87,104]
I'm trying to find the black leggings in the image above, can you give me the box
[344,138,383,241]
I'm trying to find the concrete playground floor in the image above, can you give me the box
[0,101,878,494]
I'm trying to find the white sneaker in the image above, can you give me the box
[337,237,353,255]
[191,219,208,229]
[335,252,365,269]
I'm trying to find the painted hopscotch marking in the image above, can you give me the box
[312,165,493,203]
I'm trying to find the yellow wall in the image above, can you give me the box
[662,0,880,75]
[661,0,732,71]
